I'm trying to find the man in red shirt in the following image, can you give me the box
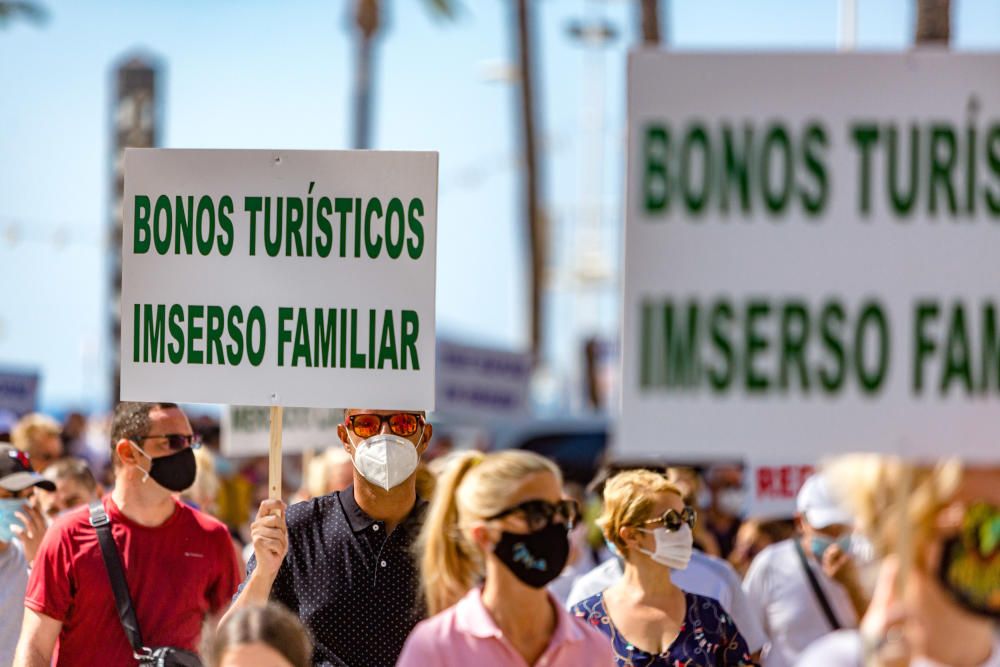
[14,402,241,666]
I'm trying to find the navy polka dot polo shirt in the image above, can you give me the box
[238,485,427,667]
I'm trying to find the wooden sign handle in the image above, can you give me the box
[268,405,284,500]
[892,462,916,599]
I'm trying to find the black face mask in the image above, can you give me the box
[134,445,197,492]
[493,520,570,588]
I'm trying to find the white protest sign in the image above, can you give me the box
[0,369,39,416]
[621,52,1000,462]
[435,339,532,422]
[221,406,344,457]
[120,149,437,410]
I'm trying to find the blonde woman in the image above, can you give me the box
[798,457,999,666]
[182,444,221,514]
[572,469,756,667]
[397,450,614,666]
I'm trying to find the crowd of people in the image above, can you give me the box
[0,402,996,666]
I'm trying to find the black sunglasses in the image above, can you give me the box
[642,505,697,532]
[487,499,580,532]
[137,434,202,452]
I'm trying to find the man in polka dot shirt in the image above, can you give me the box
[222,409,432,667]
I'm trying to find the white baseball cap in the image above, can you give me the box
[796,472,853,529]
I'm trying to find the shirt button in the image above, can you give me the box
[372,524,380,532]
[380,560,387,568]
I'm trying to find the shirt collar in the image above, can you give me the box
[455,588,502,638]
[338,484,429,533]
[455,587,586,645]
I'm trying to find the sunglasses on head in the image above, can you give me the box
[487,499,580,532]
[137,434,202,452]
[347,413,422,439]
[642,506,697,532]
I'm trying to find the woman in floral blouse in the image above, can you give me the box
[571,469,757,667]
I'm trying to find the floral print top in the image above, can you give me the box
[571,591,758,667]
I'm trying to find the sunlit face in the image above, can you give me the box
[337,409,431,458]
[28,434,62,472]
[622,491,685,555]
[485,471,564,537]
[219,643,294,667]
[139,407,194,458]
[38,478,96,520]
[115,406,194,489]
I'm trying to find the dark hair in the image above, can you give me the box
[207,604,312,667]
[109,402,179,465]
[42,457,98,492]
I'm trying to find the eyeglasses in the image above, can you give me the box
[486,499,580,532]
[137,434,202,452]
[346,413,422,439]
[642,506,697,532]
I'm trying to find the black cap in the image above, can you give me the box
[0,444,56,492]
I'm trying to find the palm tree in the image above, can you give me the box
[0,1,46,27]
[639,0,660,46]
[350,0,454,149]
[915,0,950,45]
[511,0,545,359]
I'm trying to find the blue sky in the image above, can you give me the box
[2,0,1000,413]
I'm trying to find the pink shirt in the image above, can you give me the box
[397,587,615,667]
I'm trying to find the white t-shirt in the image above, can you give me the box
[548,546,601,605]
[742,539,858,667]
[565,550,768,653]
[565,556,621,608]
[796,630,1000,667]
[0,540,28,666]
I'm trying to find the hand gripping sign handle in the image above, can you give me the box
[268,404,283,500]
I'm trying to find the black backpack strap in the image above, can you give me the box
[794,539,842,631]
[89,501,147,654]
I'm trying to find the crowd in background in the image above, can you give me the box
[0,405,996,666]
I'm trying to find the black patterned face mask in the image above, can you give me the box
[937,502,1000,619]
[493,521,570,588]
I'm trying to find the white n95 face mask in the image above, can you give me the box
[638,523,694,570]
[352,433,420,491]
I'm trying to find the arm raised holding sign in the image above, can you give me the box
[221,409,433,666]
[220,499,288,625]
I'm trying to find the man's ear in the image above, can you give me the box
[115,440,140,467]
[337,424,355,456]
[417,423,432,457]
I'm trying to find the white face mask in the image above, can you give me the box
[716,488,745,517]
[637,523,694,570]
[351,433,420,491]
